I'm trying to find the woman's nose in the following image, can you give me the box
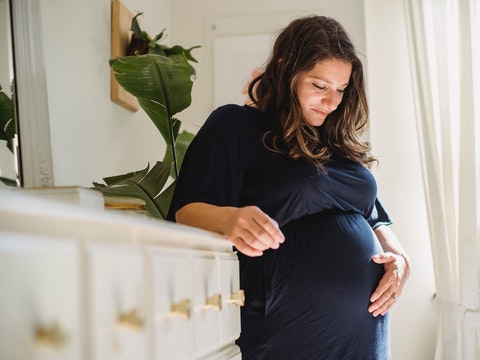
[322,90,340,110]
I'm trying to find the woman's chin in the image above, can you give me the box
[306,118,326,127]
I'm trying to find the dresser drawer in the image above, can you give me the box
[0,232,81,360]
[191,254,221,358]
[150,249,191,359]
[87,243,147,360]
[218,253,242,344]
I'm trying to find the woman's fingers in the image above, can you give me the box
[251,212,285,247]
[226,206,285,255]
[368,287,398,316]
[230,236,264,257]
[369,252,407,316]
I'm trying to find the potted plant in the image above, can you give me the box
[93,13,199,219]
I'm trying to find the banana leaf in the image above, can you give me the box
[109,54,193,147]
[92,161,173,218]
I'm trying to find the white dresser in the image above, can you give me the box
[0,188,243,360]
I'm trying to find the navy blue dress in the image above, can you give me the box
[167,104,392,359]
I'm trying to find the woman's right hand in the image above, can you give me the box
[223,206,285,257]
[175,203,284,257]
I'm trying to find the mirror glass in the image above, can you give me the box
[0,0,19,187]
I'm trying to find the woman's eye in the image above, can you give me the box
[337,88,346,94]
[313,83,325,90]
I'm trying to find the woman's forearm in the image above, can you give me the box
[175,202,236,235]
[175,202,285,257]
[374,225,411,275]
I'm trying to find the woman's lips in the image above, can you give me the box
[313,108,329,117]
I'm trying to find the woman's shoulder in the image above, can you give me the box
[188,104,265,156]
[209,104,261,121]
[203,104,265,133]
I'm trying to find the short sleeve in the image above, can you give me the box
[366,198,393,229]
[167,105,246,221]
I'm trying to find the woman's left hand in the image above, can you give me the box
[368,252,410,317]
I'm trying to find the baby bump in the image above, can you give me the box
[237,211,389,358]
[263,211,385,315]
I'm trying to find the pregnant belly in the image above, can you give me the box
[262,210,385,316]
[237,211,389,359]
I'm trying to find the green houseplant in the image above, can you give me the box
[93,13,199,219]
[0,83,17,186]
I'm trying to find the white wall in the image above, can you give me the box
[39,0,172,187]
[37,0,437,358]
[364,0,437,359]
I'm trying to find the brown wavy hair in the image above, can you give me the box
[248,15,376,168]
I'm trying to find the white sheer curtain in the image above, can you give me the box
[403,0,480,359]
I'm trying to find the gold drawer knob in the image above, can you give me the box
[205,293,222,311]
[34,321,67,348]
[117,308,143,331]
[170,299,191,320]
[229,289,245,307]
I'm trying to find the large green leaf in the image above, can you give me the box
[110,54,193,145]
[136,97,172,146]
[92,161,173,218]
[101,165,150,186]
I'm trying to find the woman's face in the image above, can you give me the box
[296,59,352,127]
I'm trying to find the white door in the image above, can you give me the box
[0,231,81,360]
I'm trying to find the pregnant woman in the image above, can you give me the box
[167,15,410,359]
